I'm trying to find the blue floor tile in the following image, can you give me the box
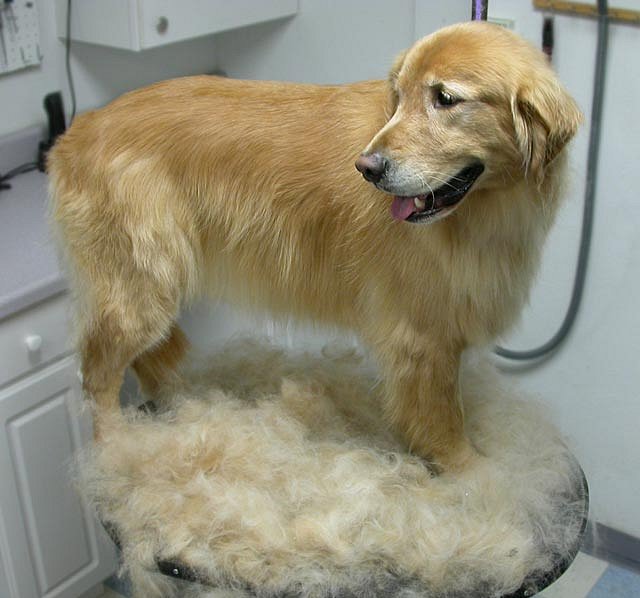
[587,564,640,598]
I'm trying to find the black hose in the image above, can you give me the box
[495,0,609,361]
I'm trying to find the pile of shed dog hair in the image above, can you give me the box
[77,339,585,598]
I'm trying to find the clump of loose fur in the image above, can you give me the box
[76,340,585,598]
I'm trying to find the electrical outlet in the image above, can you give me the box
[0,0,42,76]
[488,17,516,30]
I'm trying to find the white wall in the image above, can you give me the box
[213,0,414,84]
[488,0,640,538]
[212,0,469,84]
[0,1,63,137]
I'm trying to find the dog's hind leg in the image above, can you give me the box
[78,286,181,438]
[50,146,202,437]
[132,323,190,398]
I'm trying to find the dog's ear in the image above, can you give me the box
[387,50,408,116]
[511,78,582,183]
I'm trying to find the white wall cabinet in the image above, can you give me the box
[0,295,116,598]
[55,0,299,51]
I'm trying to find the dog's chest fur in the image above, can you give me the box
[369,184,553,346]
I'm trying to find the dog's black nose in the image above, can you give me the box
[355,153,387,184]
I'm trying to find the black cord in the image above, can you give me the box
[0,162,39,191]
[66,0,77,123]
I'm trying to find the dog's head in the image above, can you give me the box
[356,22,582,224]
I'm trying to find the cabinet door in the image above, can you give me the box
[139,0,299,49]
[0,357,116,598]
[56,0,299,51]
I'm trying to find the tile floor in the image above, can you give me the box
[100,552,640,597]
[539,552,609,597]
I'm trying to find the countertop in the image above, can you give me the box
[0,169,67,321]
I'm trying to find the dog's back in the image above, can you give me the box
[49,77,393,326]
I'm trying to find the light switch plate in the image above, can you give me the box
[488,17,516,30]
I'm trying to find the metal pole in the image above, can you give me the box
[471,0,488,21]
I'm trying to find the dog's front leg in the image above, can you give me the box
[374,324,477,472]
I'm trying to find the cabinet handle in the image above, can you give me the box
[25,334,43,353]
[156,16,169,34]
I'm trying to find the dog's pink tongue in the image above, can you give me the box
[391,197,416,221]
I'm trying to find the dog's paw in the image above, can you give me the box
[429,441,486,476]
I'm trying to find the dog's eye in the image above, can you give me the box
[436,89,460,108]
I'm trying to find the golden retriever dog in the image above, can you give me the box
[48,22,581,472]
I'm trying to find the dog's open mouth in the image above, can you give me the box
[391,163,485,223]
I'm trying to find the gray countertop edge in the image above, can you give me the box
[0,275,68,322]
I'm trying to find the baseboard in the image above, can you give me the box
[582,521,640,573]
[78,583,105,598]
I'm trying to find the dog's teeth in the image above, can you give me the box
[414,197,426,210]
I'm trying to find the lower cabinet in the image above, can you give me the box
[0,356,117,598]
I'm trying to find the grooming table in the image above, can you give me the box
[79,341,588,597]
